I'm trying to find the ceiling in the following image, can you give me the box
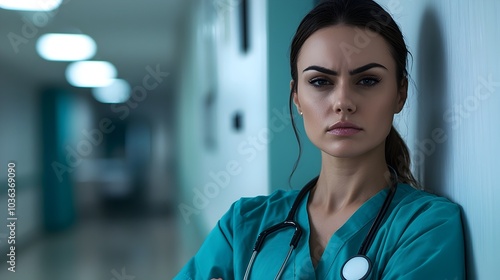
[0,0,193,90]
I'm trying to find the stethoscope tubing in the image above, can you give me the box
[358,184,396,255]
[244,173,397,280]
[243,178,316,280]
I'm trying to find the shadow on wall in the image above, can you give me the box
[416,7,448,194]
[416,6,476,279]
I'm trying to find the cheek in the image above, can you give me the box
[368,85,400,114]
[364,97,397,133]
[299,98,327,138]
[297,87,328,112]
[300,96,329,125]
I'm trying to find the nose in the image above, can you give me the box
[333,85,357,114]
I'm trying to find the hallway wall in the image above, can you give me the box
[376,0,500,278]
[0,74,42,254]
[176,0,270,261]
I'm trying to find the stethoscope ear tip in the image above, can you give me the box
[341,255,372,280]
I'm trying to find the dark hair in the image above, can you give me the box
[288,0,419,188]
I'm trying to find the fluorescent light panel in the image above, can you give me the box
[92,79,131,104]
[0,0,62,11]
[37,33,96,61]
[66,61,117,87]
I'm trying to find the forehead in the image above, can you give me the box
[297,25,396,72]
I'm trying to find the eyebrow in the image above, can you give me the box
[302,63,388,75]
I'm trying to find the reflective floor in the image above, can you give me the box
[0,215,181,280]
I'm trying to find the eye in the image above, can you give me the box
[358,77,380,87]
[309,78,332,88]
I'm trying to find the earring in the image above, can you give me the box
[299,111,303,116]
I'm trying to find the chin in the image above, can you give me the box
[326,151,365,159]
[321,142,382,159]
[321,146,365,159]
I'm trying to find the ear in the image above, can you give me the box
[291,80,301,114]
[395,78,408,113]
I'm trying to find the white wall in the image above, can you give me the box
[208,0,269,226]
[378,0,500,278]
[176,0,268,261]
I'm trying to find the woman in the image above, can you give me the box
[175,0,465,279]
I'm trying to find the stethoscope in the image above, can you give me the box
[243,170,398,280]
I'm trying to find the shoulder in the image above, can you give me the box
[231,189,299,219]
[216,189,299,245]
[379,184,466,278]
[389,183,463,237]
[394,184,461,215]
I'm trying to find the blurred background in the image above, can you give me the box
[0,0,498,279]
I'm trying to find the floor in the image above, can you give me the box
[0,215,182,280]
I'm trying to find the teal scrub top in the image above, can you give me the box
[174,183,465,279]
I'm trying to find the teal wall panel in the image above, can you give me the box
[267,0,321,191]
[41,89,76,231]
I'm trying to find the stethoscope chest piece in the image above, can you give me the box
[341,255,372,280]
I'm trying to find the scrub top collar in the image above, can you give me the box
[294,186,392,279]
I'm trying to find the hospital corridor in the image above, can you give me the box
[0,0,499,279]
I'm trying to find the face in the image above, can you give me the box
[293,25,407,159]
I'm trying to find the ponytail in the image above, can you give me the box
[385,126,420,188]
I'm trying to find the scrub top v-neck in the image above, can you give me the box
[174,183,465,280]
[290,185,389,279]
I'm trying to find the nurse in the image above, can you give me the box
[175,0,466,279]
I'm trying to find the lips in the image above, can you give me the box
[327,121,362,136]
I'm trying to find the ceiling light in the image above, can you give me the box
[66,61,117,87]
[37,33,96,61]
[0,0,62,11]
[92,79,131,104]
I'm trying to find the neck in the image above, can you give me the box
[310,152,392,214]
